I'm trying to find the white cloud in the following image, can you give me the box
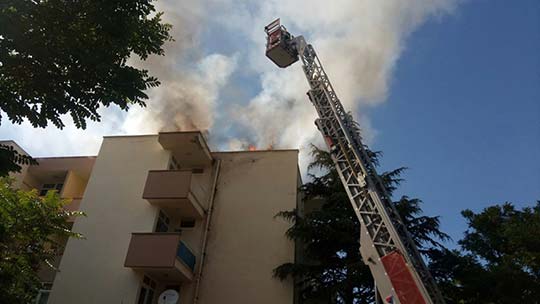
[0,108,123,156]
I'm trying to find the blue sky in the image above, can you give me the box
[369,0,540,244]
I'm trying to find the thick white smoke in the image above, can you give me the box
[209,0,460,167]
[122,0,237,134]
[0,0,461,165]
[0,0,239,156]
[123,53,237,133]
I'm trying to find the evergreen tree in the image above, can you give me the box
[274,145,449,304]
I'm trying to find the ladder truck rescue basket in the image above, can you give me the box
[265,18,299,68]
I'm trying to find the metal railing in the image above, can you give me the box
[177,241,196,272]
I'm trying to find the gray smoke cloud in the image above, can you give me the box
[0,0,463,162]
[122,0,237,134]
[205,0,461,168]
[124,0,461,142]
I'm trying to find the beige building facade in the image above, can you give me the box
[5,132,300,304]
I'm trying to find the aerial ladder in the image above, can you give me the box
[264,19,445,304]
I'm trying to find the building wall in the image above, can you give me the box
[196,150,298,304]
[21,171,41,190]
[46,135,299,304]
[190,169,212,210]
[61,170,87,198]
[48,135,170,304]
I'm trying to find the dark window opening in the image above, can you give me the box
[180,219,196,229]
[165,284,180,291]
[155,211,170,232]
[169,156,179,170]
[39,183,63,196]
[138,276,156,304]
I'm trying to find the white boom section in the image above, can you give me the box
[265,20,445,304]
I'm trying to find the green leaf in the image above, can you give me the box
[0,177,84,302]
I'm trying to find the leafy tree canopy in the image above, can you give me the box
[0,0,172,175]
[431,202,540,303]
[0,0,172,129]
[0,143,36,177]
[0,178,84,303]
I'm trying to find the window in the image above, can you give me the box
[168,156,179,170]
[165,284,180,291]
[180,219,196,229]
[155,211,170,232]
[39,183,63,196]
[137,276,156,304]
[35,283,53,304]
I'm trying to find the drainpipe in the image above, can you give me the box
[193,159,221,304]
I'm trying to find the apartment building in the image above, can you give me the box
[5,131,301,304]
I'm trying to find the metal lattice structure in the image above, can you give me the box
[265,19,445,304]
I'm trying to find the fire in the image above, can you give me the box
[248,145,257,151]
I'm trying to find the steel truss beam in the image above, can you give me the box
[296,39,445,304]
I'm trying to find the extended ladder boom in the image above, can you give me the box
[265,20,445,304]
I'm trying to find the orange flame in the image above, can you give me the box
[248,145,257,151]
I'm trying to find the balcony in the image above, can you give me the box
[37,255,62,283]
[124,233,196,282]
[63,197,82,212]
[142,170,205,218]
[158,132,213,168]
[63,197,83,222]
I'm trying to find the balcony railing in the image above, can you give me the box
[63,197,82,212]
[62,197,83,222]
[142,170,205,218]
[177,241,196,272]
[158,131,213,168]
[124,233,195,282]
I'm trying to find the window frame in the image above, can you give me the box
[35,283,53,304]
[180,218,196,230]
[168,156,179,170]
[137,276,156,304]
[155,210,170,233]
[39,183,64,196]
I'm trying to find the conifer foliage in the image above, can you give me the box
[274,146,448,303]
